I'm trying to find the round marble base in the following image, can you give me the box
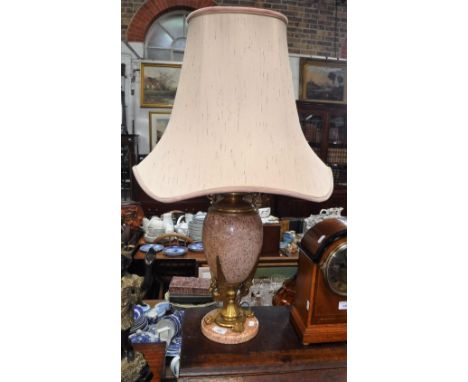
[201,309,259,344]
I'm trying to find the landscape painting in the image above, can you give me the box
[300,59,347,104]
[149,110,171,150]
[141,63,181,108]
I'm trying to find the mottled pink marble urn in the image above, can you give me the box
[203,194,263,285]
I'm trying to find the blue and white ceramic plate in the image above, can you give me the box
[136,303,151,313]
[146,301,171,324]
[133,308,142,320]
[166,337,182,356]
[188,242,204,252]
[139,244,164,253]
[129,330,159,344]
[163,246,188,257]
[130,317,149,334]
[133,316,146,326]
[155,301,171,316]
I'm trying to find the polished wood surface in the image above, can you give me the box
[301,218,347,261]
[261,223,281,256]
[179,306,346,381]
[133,343,166,382]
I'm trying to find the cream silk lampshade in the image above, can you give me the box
[133,6,333,203]
[133,6,333,344]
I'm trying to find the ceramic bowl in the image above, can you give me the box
[258,207,271,218]
[139,244,164,253]
[163,246,188,257]
[144,233,158,243]
[188,242,204,252]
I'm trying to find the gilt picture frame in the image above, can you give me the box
[140,63,181,108]
[300,59,347,104]
[149,110,171,150]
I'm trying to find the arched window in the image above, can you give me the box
[145,9,190,61]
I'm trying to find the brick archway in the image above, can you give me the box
[127,0,215,42]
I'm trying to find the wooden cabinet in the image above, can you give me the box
[296,100,347,189]
[271,101,347,217]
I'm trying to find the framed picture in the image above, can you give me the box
[300,59,347,104]
[149,110,171,150]
[140,63,181,108]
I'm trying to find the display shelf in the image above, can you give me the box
[134,248,298,268]
[121,134,139,201]
[297,101,347,193]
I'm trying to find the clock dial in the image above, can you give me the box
[323,244,347,296]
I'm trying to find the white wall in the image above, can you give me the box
[121,42,306,155]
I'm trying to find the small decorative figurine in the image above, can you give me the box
[121,242,155,382]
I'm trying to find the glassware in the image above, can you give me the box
[271,275,286,293]
[261,278,272,306]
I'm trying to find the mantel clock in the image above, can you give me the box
[291,218,347,344]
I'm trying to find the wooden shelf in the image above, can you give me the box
[328,142,346,148]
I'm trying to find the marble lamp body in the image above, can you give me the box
[202,193,263,338]
[203,204,263,285]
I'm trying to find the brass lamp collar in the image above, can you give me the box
[210,193,256,214]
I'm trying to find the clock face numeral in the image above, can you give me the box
[324,245,347,296]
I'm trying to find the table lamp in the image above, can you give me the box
[133,6,333,344]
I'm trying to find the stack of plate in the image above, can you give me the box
[188,213,206,241]
[130,308,149,334]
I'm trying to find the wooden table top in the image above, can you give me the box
[179,306,346,381]
[134,245,298,267]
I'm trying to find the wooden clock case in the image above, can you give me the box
[290,219,347,345]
